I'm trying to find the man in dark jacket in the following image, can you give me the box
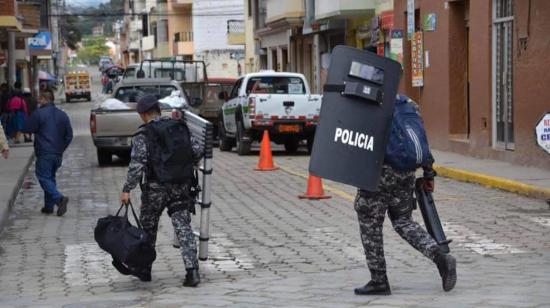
[23,91,73,216]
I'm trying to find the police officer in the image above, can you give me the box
[353,99,457,296]
[120,95,202,287]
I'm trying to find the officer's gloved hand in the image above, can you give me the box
[422,167,437,192]
[423,177,435,192]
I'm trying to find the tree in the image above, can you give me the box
[76,36,110,65]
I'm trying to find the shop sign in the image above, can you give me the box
[390,30,404,66]
[423,13,437,31]
[412,31,424,87]
[535,112,550,154]
[407,0,415,40]
[28,32,52,50]
[380,10,394,30]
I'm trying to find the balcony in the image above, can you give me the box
[142,35,155,51]
[266,0,304,24]
[314,0,376,20]
[175,41,193,55]
[227,20,245,45]
[0,0,22,30]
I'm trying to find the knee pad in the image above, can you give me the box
[388,199,415,221]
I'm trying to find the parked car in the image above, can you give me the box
[218,71,322,155]
[90,78,189,165]
[64,70,91,102]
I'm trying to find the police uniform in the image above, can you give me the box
[353,100,457,295]
[122,112,203,285]
[122,96,203,286]
[354,164,440,283]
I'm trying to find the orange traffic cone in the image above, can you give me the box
[299,174,331,200]
[254,130,279,171]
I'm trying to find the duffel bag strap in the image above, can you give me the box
[126,201,144,229]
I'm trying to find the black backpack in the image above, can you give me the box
[143,118,195,184]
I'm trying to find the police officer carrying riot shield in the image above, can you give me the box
[353,95,457,295]
[309,46,456,296]
[120,95,203,287]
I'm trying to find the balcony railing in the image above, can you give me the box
[174,31,193,42]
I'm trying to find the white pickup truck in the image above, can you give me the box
[218,71,322,155]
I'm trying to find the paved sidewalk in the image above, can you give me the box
[0,144,34,232]
[431,150,550,199]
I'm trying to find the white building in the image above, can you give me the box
[193,0,244,78]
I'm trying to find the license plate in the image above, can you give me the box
[278,124,300,133]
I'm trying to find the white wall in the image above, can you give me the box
[193,0,244,53]
[196,49,243,78]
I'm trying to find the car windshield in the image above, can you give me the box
[246,76,305,95]
[114,85,180,103]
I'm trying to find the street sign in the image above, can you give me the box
[309,46,402,191]
[535,112,550,155]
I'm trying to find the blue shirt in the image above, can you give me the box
[23,102,73,156]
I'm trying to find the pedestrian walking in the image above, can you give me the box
[0,122,9,159]
[22,91,73,216]
[353,95,457,296]
[120,95,203,287]
[4,82,28,143]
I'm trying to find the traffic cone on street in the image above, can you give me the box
[299,174,331,200]
[254,130,279,171]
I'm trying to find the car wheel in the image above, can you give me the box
[236,120,251,155]
[97,149,112,166]
[66,96,71,103]
[218,118,234,152]
[284,138,300,153]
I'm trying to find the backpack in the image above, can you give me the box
[385,95,432,171]
[143,118,195,184]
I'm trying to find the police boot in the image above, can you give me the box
[131,266,152,282]
[354,280,391,295]
[183,268,200,287]
[434,253,457,292]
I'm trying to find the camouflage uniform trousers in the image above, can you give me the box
[354,164,440,282]
[140,181,199,270]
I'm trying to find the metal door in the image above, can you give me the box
[493,0,514,149]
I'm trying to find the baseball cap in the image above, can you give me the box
[136,95,159,113]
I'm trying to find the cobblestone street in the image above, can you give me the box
[0,101,549,307]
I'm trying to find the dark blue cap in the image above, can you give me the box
[136,95,159,113]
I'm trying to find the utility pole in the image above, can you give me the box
[50,0,61,75]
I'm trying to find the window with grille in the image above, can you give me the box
[492,0,514,149]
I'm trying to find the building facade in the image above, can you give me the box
[394,0,549,169]
[193,0,244,78]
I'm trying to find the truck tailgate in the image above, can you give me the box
[94,111,142,137]
[252,94,321,119]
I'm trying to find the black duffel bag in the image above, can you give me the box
[94,202,156,269]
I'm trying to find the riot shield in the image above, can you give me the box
[309,46,402,191]
[415,178,452,253]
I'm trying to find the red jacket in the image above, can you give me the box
[6,95,28,115]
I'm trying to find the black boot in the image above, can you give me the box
[434,253,457,292]
[354,280,391,295]
[183,268,200,287]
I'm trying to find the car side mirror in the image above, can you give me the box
[218,91,228,101]
[190,97,202,107]
[136,69,145,79]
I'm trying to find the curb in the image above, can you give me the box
[0,151,35,234]
[433,164,550,200]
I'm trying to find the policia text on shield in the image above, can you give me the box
[309,46,457,296]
